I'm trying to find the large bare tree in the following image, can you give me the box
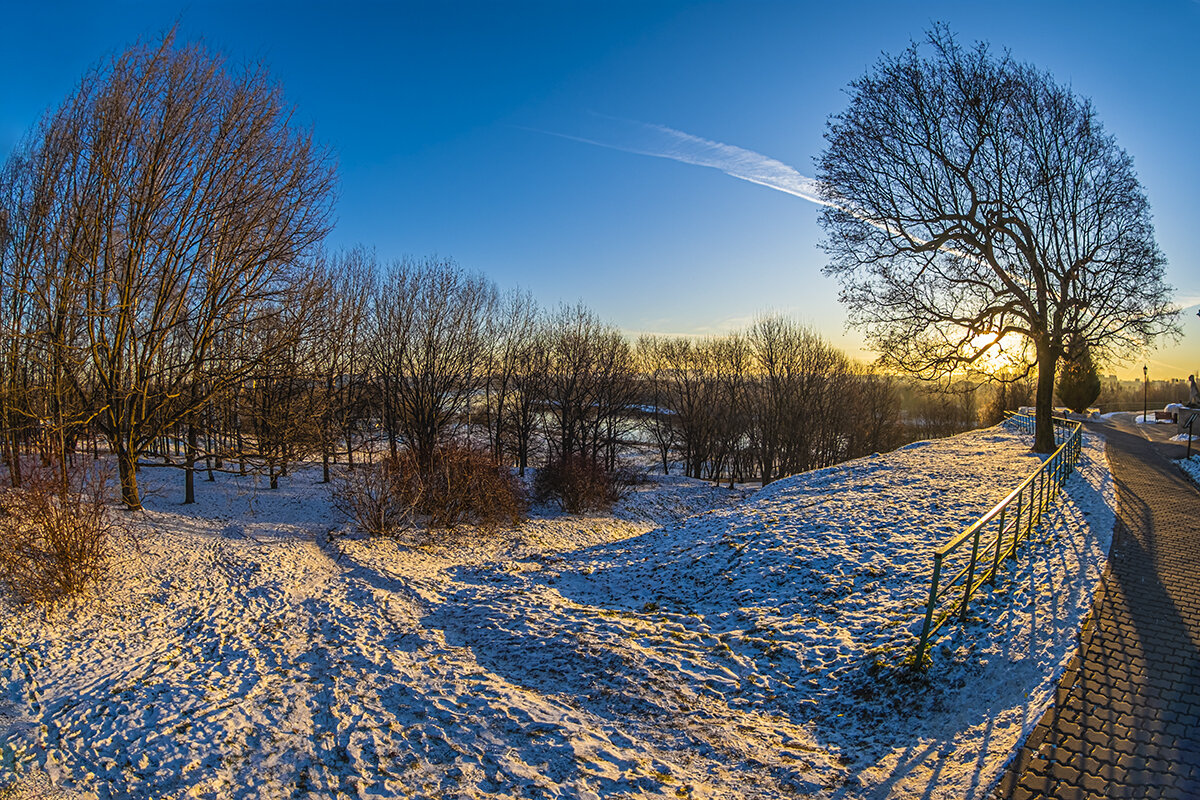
[8,34,335,506]
[818,27,1177,451]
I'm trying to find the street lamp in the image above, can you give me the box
[1143,364,1148,424]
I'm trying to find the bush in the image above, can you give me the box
[334,444,524,538]
[0,462,114,604]
[332,457,417,539]
[416,444,525,530]
[533,455,641,513]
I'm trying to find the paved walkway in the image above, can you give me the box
[994,415,1200,799]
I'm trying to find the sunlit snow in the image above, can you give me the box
[0,423,1114,799]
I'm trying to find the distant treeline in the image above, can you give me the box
[11,223,1173,508]
[1,227,1025,501]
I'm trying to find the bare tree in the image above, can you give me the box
[635,335,729,480]
[482,288,540,465]
[5,34,335,507]
[313,248,375,480]
[746,316,796,485]
[634,335,681,475]
[844,369,903,457]
[0,143,45,485]
[818,26,1177,451]
[708,333,752,486]
[744,316,862,483]
[228,274,326,490]
[1,120,100,490]
[541,303,636,470]
[505,323,549,476]
[370,257,496,473]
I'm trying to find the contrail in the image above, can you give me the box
[529,115,833,207]
[533,116,1015,268]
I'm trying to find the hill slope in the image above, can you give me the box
[0,424,1114,799]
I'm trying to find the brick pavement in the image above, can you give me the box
[993,415,1200,799]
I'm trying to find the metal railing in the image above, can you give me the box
[1185,411,1197,460]
[911,412,1083,667]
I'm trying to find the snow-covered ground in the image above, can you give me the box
[0,423,1115,799]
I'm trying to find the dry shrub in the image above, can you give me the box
[533,455,640,513]
[334,444,524,537]
[0,462,114,604]
[332,457,416,539]
[416,444,525,530]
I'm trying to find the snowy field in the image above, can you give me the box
[0,423,1114,799]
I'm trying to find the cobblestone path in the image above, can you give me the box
[994,414,1200,799]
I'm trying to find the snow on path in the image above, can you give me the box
[0,424,1114,799]
[1180,453,1200,486]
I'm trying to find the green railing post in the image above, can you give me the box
[989,506,1007,583]
[959,524,983,618]
[915,553,943,667]
[1038,468,1046,524]
[1022,482,1032,544]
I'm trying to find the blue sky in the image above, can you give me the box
[2,1,1197,379]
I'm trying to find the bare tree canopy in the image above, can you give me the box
[818,26,1178,451]
[370,256,496,473]
[2,33,336,506]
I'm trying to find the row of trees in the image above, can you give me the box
[4,26,1181,519]
[0,36,336,508]
[1,197,954,510]
[638,319,903,485]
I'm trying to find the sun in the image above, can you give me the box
[968,331,1031,376]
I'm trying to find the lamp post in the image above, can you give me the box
[1143,364,1148,425]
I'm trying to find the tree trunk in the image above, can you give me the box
[5,427,20,488]
[184,418,197,504]
[237,424,247,475]
[1033,340,1058,453]
[384,391,398,461]
[321,372,334,483]
[206,405,216,481]
[116,442,142,510]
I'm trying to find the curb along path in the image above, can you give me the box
[994,415,1200,799]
